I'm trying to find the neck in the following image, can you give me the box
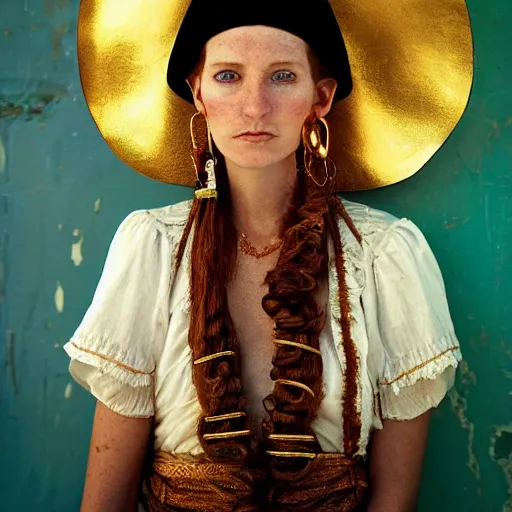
[226,155,297,245]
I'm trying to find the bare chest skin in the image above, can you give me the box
[227,251,329,435]
[227,252,280,429]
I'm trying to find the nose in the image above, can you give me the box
[240,80,272,120]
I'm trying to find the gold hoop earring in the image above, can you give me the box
[190,111,217,200]
[301,114,336,189]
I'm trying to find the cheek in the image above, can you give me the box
[199,94,237,154]
[273,87,315,125]
[277,96,314,141]
[199,82,237,123]
[200,97,239,148]
[281,93,314,118]
[202,100,230,124]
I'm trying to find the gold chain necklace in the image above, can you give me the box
[238,233,283,259]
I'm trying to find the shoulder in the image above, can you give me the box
[145,198,193,227]
[341,198,401,235]
[340,199,409,255]
[340,200,430,259]
[341,199,442,281]
[105,199,193,268]
[118,199,193,241]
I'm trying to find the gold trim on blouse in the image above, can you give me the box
[379,346,460,386]
[70,342,154,375]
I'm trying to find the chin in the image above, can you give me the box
[228,156,282,169]
[221,144,295,170]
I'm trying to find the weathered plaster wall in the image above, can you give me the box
[0,1,510,510]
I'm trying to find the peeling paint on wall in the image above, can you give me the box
[0,136,6,172]
[55,282,64,313]
[449,361,481,486]
[7,330,18,394]
[64,383,72,400]
[0,232,7,301]
[459,360,477,387]
[71,230,83,266]
[490,425,512,512]
[449,389,481,483]
[51,24,71,61]
[44,0,71,15]
[0,80,68,121]
[23,0,36,16]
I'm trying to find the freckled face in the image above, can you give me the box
[196,26,318,169]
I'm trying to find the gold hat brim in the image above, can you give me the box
[78,0,473,192]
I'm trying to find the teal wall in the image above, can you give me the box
[0,1,510,510]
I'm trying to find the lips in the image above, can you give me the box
[236,131,275,143]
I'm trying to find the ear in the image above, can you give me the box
[186,76,206,115]
[314,78,338,118]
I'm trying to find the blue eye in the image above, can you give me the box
[214,71,239,82]
[272,71,296,82]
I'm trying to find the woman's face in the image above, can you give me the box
[191,26,337,170]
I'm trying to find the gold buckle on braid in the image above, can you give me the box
[203,430,252,441]
[268,434,316,442]
[275,379,315,397]
[266,450,317,459]
[204,412,246,422]
[193,350,235,365]
[274,338,322,356]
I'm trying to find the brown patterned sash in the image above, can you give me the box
[142,452,368,511]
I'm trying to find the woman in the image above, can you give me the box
[66,1,469,510]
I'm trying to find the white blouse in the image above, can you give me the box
[64,199,461,457]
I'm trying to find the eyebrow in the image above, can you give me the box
[208,61,305,69]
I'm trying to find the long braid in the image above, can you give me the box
[177,161,253,464]
[261,172,331,478]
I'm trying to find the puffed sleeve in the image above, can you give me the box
[63,210,172,418]
[372,219,462,421]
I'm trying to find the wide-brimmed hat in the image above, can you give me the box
[77,0,473,191]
